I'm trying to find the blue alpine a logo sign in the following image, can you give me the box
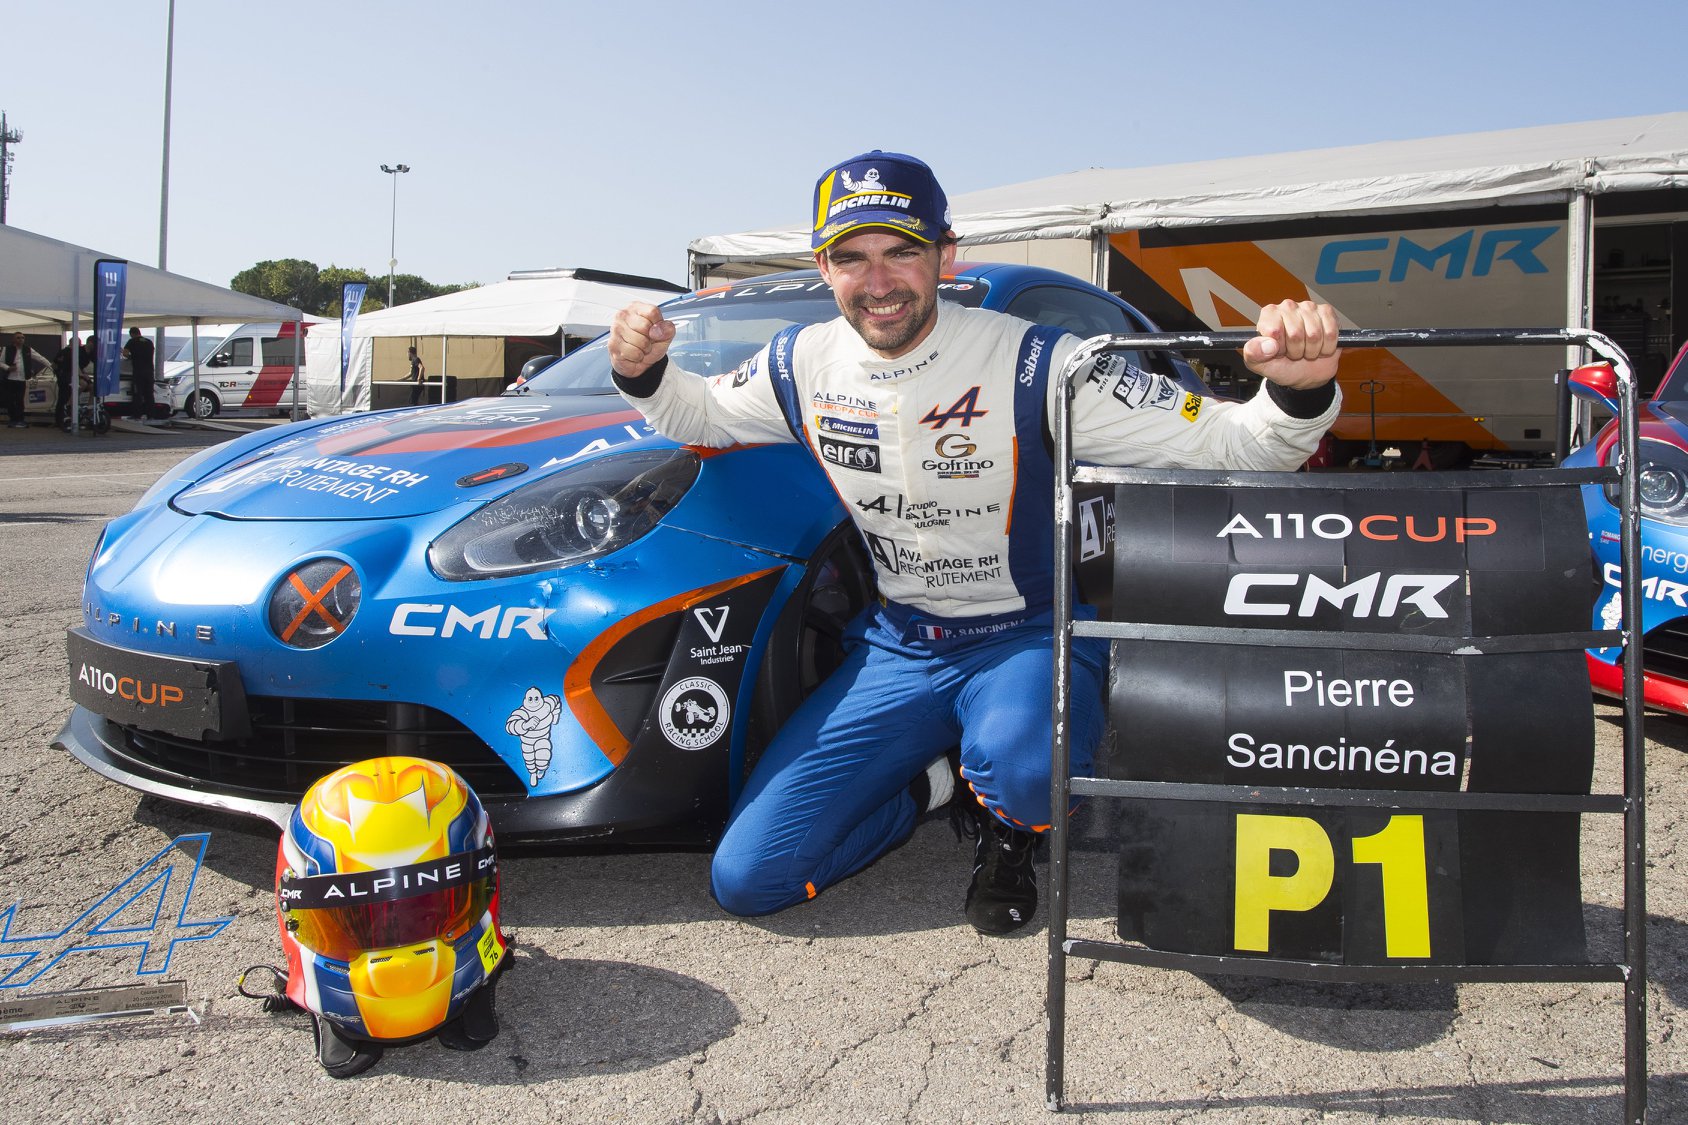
[0,835,233,989]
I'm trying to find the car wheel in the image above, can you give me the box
[745,523,875,774]
[188,390,218,419]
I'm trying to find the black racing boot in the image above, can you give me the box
[956,802,1039,934]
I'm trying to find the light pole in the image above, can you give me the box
[380,163,410,306]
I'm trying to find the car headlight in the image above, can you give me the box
[1607,436,1688,525]
[429,449,700,580]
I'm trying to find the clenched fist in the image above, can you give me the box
[608,301,676,379]
[1242,300,1341,390]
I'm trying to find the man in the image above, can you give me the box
[2,332,38,429]
[609,151,1341,935]
[123,327,157,420]
[408,346,427,405]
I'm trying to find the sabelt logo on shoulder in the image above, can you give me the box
[922,433,994,478]
[1018,333,1047,387]
[1223,572,1461,619]
[818,434,881,473]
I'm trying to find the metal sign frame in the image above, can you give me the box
[1045,328,1645,1121]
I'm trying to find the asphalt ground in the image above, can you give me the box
[0,418,1683,1124]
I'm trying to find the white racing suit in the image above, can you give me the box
[618,302,1339,916]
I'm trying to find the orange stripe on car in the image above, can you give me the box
[563,567,786,764]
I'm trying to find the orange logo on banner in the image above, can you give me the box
[1111,231,1496,449]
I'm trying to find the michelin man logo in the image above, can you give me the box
[840,168,884,193]
[506,686,562,787]
[659,677,730,751]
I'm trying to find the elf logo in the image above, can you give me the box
[1223,572,1460,619]
[818,435,881,474]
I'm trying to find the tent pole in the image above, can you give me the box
[440,336,448,404]
[70,310,80,435]
[1566,180,1594,446]
[290,318,302,421]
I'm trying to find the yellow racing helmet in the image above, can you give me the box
[276,756,507,1076]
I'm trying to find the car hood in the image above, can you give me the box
[173,396,666,520]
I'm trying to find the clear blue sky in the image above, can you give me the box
[4,0,1683,292]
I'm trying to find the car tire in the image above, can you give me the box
[187,390,219,419]
[745,523,875,776]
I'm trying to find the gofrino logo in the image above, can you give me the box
[659,678,730,751]
[0,835,232,989]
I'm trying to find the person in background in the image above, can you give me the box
[123,327,156,421]
[51,339,75,430]
[2,332,38,428]
[408,346,427,405]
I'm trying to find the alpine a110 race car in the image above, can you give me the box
[57,262,1203,844]
[1570,337,1688,717]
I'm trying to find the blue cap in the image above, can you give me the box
[810,151,951,252]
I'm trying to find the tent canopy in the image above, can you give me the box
[305,267,686,417]
[0,223,304,332]
[689,112,1688,264]
[344,267,686,339]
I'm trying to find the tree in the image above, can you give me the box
[319,266,382,315]
[229,259,321,312]
[230,260,477,316]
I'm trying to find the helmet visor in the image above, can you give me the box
[280,847,496,964]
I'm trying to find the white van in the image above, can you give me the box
[162,321,311,418]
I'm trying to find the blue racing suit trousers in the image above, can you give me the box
[710,603,1108,917]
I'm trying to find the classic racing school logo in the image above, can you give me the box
[660,678,730,751]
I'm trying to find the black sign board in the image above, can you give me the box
[1101,484,1595,966]
[66,627,250,741]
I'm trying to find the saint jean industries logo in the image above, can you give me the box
[0,834,232,989]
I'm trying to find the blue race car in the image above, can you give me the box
[1568,337,1688,716]
[57,262,1204,844]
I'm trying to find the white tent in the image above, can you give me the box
[305,267,684,416]
[687,111,1688,279]
[0,223,304,332]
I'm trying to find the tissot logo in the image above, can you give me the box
[818,435,881,473]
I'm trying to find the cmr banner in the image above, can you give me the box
[340,281,367,391]
[1099,482,1595,966]
[92,259,127,398]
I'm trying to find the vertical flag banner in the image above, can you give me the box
[340,282,368,392]
[93,259,128,398]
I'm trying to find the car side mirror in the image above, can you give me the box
[207,354,228,368]
[1567,361,1620,413]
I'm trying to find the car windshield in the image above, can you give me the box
[1651,342,1688,403]
[509,274,989,396]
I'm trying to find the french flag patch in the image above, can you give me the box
[916,624,949,640]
